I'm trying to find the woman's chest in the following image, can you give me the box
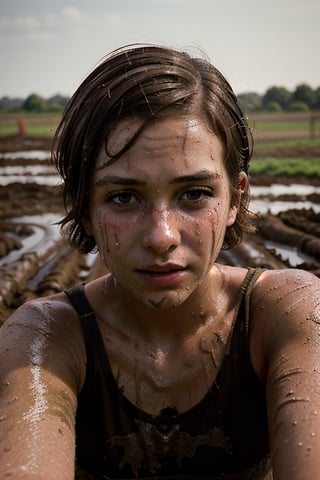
[101,314,235,415]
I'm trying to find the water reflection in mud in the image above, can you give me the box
[250,184,320,214]
[264,240,316,267]
[0,214,62,267]
[0,151,58,186]
[0,150,50,160]
[0,175,60,186]
[250,197,320,215]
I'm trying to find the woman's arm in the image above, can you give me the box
[251,269,320,479]
[0,295,85,479]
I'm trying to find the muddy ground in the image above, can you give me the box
[0,135,320,325]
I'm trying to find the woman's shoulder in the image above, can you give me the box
[218,264,319,301]
[3,289,81,332]
[0,288,87,392]
[250,267,319,303]
[250,267,320,341]
[248,268,320,381]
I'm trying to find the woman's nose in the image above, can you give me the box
[142,205,181,253]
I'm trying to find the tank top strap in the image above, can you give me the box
[242,268,265,335]
[64,283,95,320]
[64,283,111,382]
[226,268,265,354]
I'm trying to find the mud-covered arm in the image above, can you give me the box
[251,269,320,480]
[0,296,85,480]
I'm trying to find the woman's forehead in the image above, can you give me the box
[97,116,222,167]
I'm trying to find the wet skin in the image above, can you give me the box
[1,115,320,479]
[87,116,240,318]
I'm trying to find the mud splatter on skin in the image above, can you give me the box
[96,210,110,261]
[307,301,320,325]
[21,310,51,470]
[47,389,75,432]
[149,297,167,310]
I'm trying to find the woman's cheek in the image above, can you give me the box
[207,207,226,261]
[93,210,117,261]
[94,210,131,261]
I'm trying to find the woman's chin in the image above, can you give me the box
[139,289,192,312]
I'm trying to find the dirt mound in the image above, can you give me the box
[0,135,53,153]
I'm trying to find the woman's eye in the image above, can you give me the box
[182,188,214,202]
[108,191,136,206]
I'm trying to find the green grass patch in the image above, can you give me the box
[250,120,309,132]
[253,137,320,150]
[250,158,320,178]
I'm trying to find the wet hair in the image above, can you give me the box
[52,43,255,253]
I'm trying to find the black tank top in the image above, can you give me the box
[65,268,272,480]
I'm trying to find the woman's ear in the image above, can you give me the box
[239,171,249,194]
[227,171,248,227]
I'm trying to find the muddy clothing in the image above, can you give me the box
[65,268,272,480]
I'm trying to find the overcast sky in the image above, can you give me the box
[0,0,319,98]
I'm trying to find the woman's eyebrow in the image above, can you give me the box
[94,171,221,187]
[170,171,221,184]
[95,176,145,187]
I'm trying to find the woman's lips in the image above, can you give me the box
[136,265,186,287]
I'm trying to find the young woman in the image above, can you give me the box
[0,44,319,480]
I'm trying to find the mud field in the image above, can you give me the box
[0,135,320,325]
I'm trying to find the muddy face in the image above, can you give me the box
[87,116,239,311]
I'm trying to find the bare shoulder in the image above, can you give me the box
[249,268,320,381]
[0,290,86,393]
[251,268,319,312]
[1,290,82,342]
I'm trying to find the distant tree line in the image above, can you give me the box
[0,83,320,114]
[238,84,320,112]
[0,94,69,114]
